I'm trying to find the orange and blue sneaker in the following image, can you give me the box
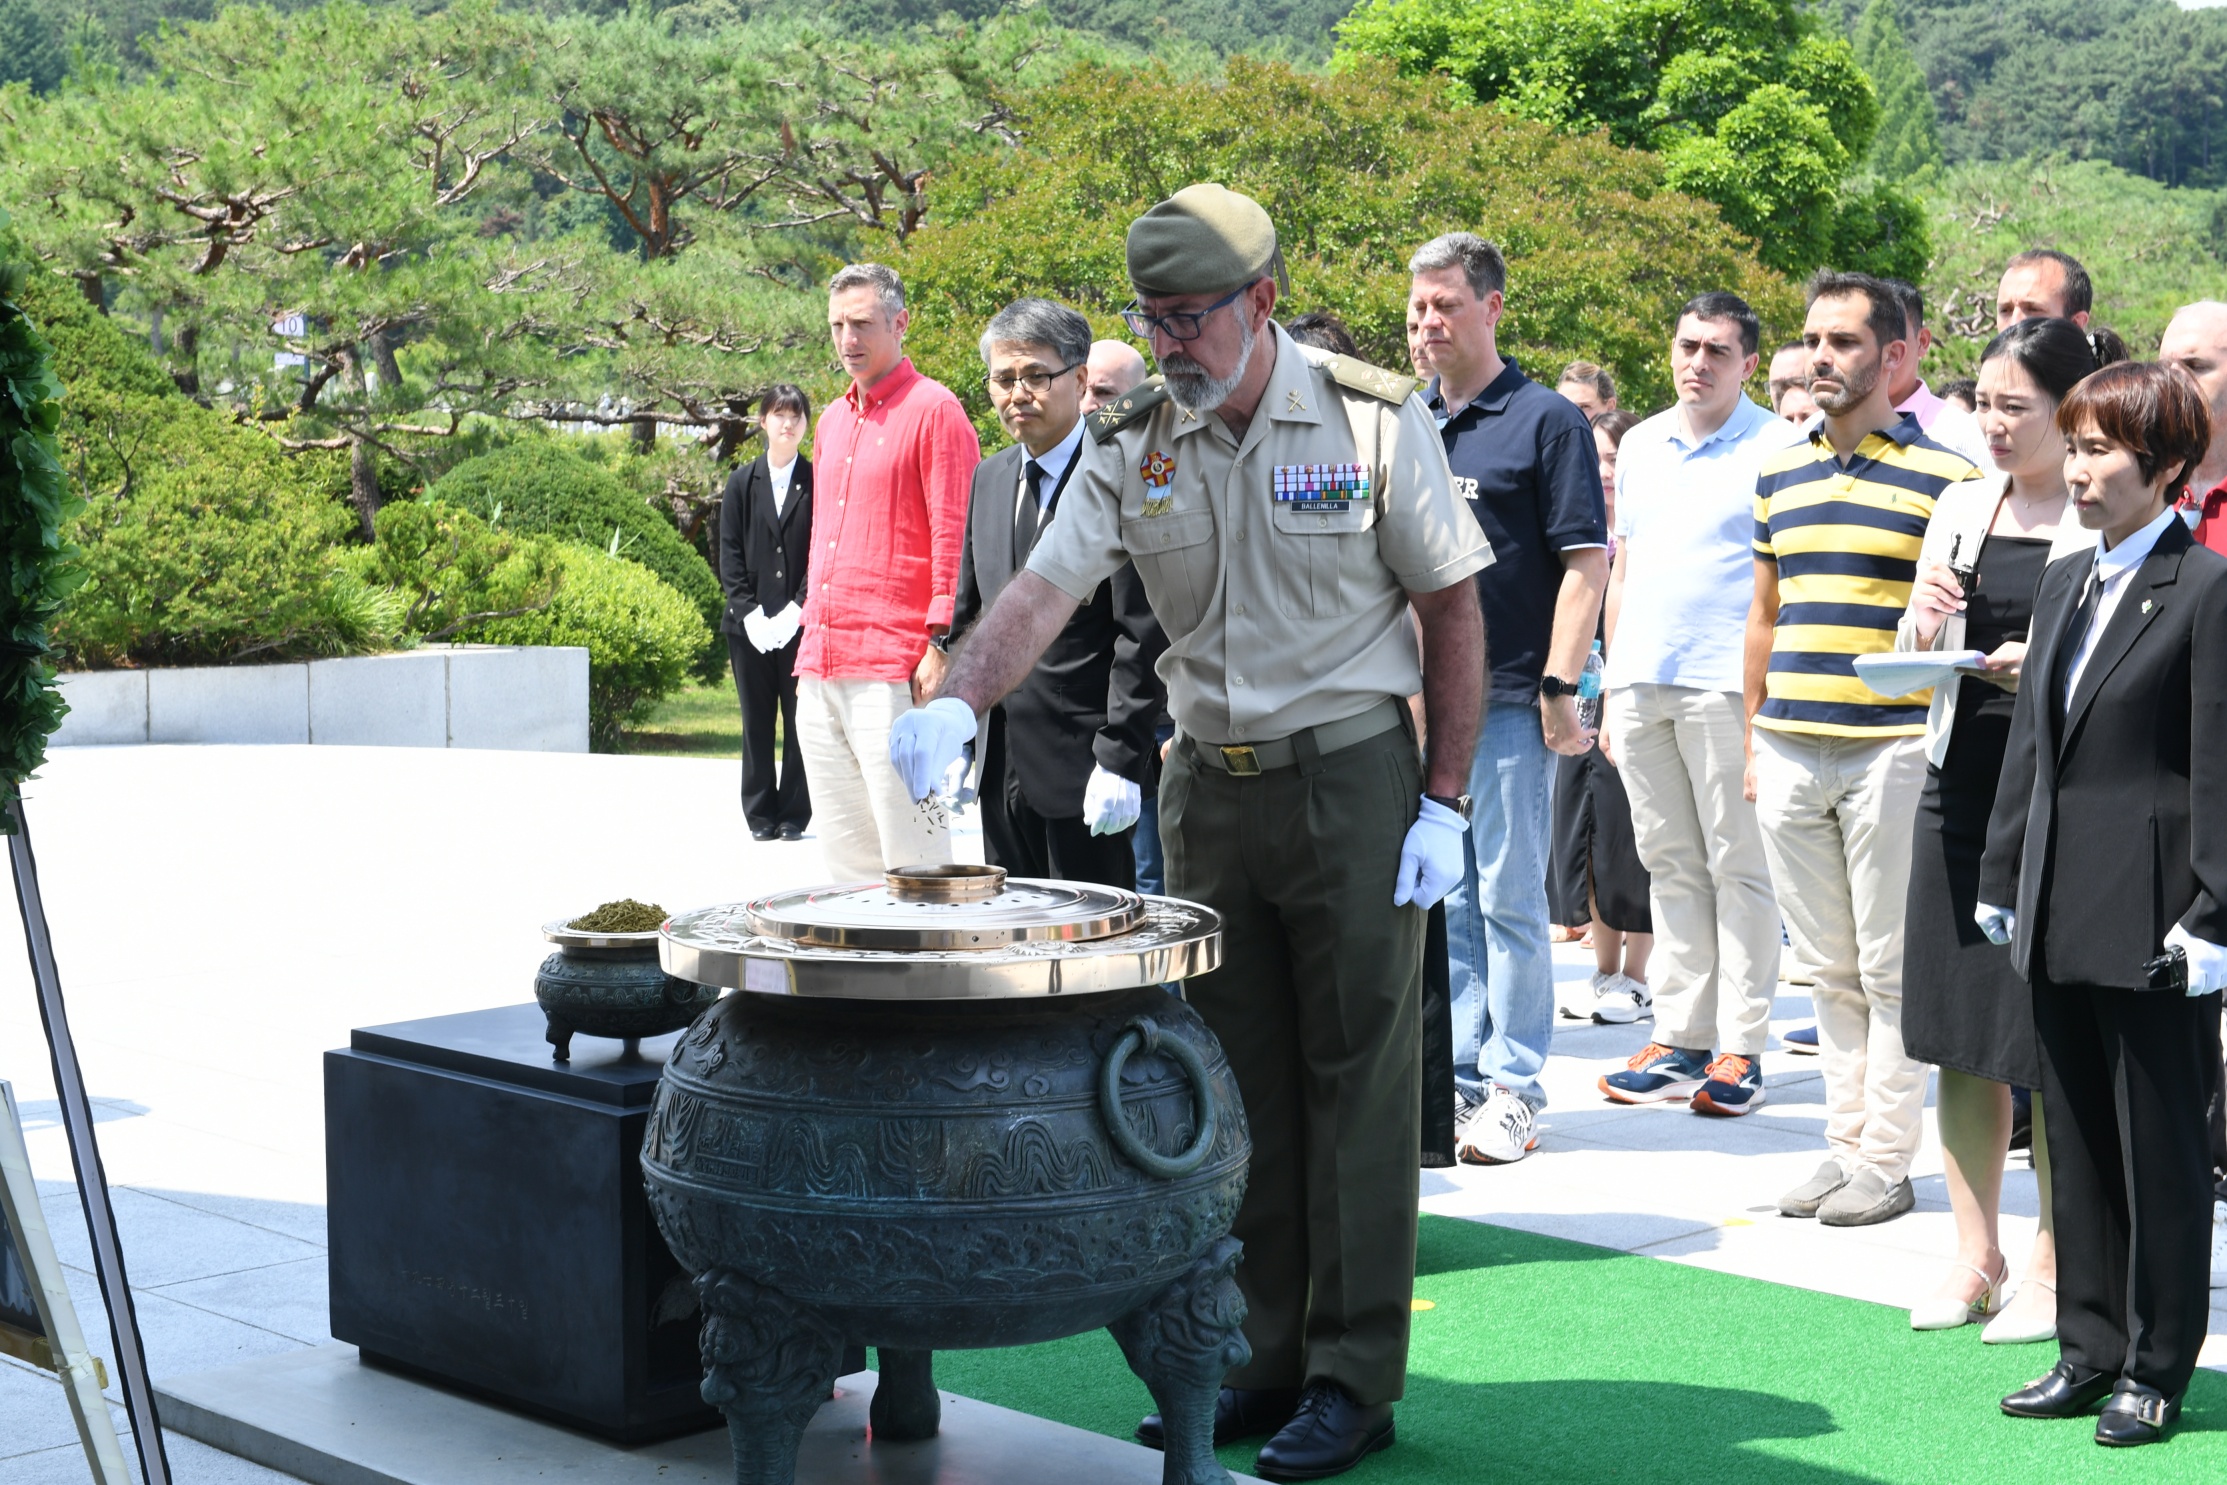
[1599,1043,1710,1104]
[1691,1053,1766,1116]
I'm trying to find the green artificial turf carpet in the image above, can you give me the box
[930,1214,2227,1484]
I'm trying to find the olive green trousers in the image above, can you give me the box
[1160,721,1424,1406]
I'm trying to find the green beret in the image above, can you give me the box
[1126,183,1280,298]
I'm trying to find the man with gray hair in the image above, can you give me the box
[796,261,980,880]
[947,299,1166,884]
[1408,230,1609,1166]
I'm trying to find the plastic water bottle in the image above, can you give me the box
[1576,640,1605,733]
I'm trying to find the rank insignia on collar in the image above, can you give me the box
[1141,450,1176,489]
[1286,389,1308,412]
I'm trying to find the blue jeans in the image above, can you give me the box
[1446,703,1556,1110]
[1133,721,1175,896]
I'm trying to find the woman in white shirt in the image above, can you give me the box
[1897,318,2115,1341]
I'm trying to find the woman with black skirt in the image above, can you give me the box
[1553,409,1654,1022]
[1898,318,2110,1341]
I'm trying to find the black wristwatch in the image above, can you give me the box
[1538,674,1580,699]
[927,630,954,655]
[1425,792,1473,822]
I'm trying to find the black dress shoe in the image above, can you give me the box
[778,823,805,841]
[2095,1383,2180,1446]
[750,825,779,841]
[1135,1385,1299,1450]
[1254,1381,1394,1482]
[2001,1362,2115,1418]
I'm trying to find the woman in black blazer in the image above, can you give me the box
[716,385,814,840]
[1978,361,2227,1445]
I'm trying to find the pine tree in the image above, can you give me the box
[1854,0,1945,181]
[0,0,68,95]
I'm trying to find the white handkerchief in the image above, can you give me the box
[1852,650,1990,698]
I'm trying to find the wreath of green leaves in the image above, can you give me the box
[0,209,87,825]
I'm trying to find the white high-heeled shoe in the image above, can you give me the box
[1981,1279,2057,1344]
[1909,1258,2008,1330]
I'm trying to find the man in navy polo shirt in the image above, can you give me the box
[1409,232,1610,1165]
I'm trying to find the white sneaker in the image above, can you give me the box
[1591,973,1653,1024]
[2211,1201,2226,1289]
[1562,971,1612,1020]
[1456,1085,1538,1165]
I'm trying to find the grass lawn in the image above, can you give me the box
[935,1215,2227,1484]
[623,675,746,758]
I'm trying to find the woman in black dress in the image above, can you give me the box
[1551,410,1654,1022]
[1898,319,2114,1340]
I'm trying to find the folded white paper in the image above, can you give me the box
[1852,650,1990,698]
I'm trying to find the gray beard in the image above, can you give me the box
[1160,314,1257,414]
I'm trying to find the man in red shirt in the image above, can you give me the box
[795,262,981,880]
[2161,301,2227,557]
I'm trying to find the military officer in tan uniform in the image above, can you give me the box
[889,184,1491,1481]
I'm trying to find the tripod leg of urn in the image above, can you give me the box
[1109,1237,1250,1485]
[868,1347,941,1441]
[696,1269,844,1485]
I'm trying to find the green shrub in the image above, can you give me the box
[0,222,84,814]
[353,500,562,642]
[478,543,712,751]
[425,440,724,661]
[55,405,378,667]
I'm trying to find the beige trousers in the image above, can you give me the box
[1751,727,1928,1184]
[794,678,952,883]
[1608,685,1780,1057]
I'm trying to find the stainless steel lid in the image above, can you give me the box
[661,865,1221,1001]
[746,864,1144,951]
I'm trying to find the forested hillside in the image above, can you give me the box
[1818,0,2227,189]
[0,0,1360,85]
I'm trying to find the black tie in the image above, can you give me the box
[2053,566,2103,725]
[1014,460,1046,561]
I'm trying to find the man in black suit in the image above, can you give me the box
[1979,361,2227,1445]
[717,384,814,841]
[947,300,1166,885]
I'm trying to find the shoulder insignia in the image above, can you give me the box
[1325,354,1419,406]
[1088,378,1169,444]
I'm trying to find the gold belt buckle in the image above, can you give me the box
[1220,745,1261,776]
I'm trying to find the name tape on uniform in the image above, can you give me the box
[1274,461,1368,514]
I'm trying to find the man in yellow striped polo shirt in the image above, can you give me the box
[1745,270,1983,1227]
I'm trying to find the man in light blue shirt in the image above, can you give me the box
[1597,292,1804,1116]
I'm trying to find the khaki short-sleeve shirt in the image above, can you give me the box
[1027,324,1494,746]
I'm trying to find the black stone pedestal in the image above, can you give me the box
[325,1003,718,1444]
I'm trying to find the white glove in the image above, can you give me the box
[1974,903,2015,946]
[889,696,977,802]
[2163,924,2227,996]
[767,602,803,649]
[1393,797,1467,909]
[741,607,774,653]
[1082,765,1143,836]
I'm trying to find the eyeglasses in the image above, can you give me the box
[985,363,1082,398]
[1120,283,1252,343]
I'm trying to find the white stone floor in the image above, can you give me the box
[0,744,2219,1482]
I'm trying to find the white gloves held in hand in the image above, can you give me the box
[1393,797,1467,909]
[1974,902,2014,946]
[743,603,802,654]
[1974,907,2226,997]
[1082,765,1142,837]
[889,696,977,803]
[2163,924,2227,996]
